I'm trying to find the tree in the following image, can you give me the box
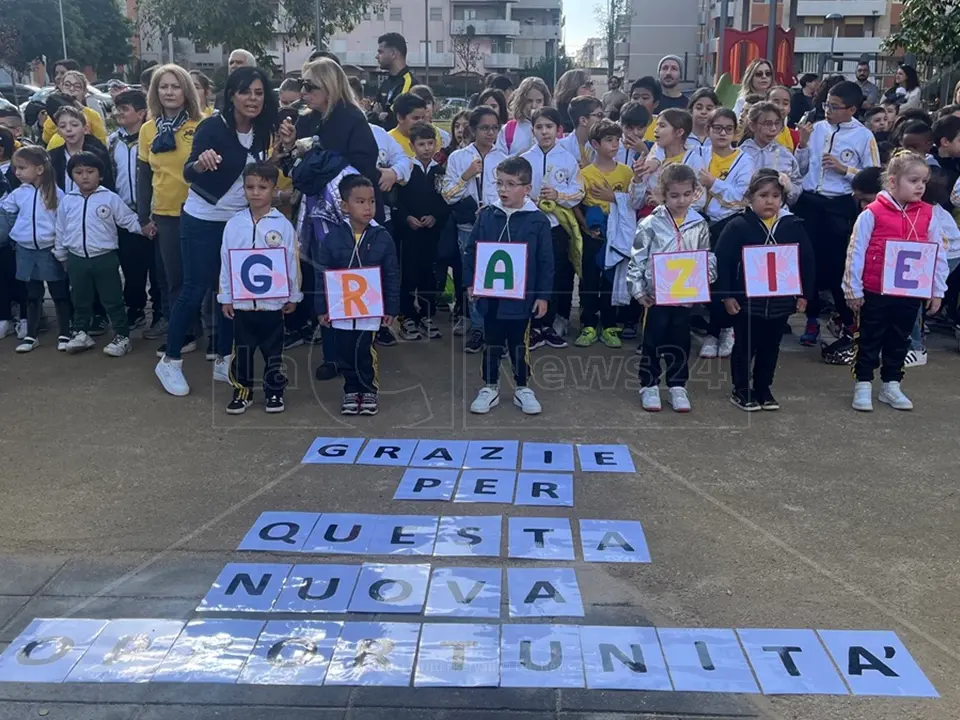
[523,46,574,88]
[884,0,960,67]
[451,28,483,77]
[139,0,381,60]
[594,0,630,79]
[0,0,132,76]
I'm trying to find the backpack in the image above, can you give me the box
[504,119,518,153]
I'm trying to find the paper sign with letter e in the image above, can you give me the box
[473,242,527,300]
[881,241,938,299]
[325,267,384,320]
[743,245,802,298]
[652,250,710,305]
[229,248,290,301]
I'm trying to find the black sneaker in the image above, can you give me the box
[376,325,397,347]
[283,329,305,350]
[541,327,568,349]
[465,328,484,354]
[756,389,780,411]
[315,362,338,381]
[89,316,110,337]
[730,390,761,412]
[205,336,216,360]
[128,308,147,330]
[226,390,253,415]
[359,392,379,415]
[265,394,285,413]
[528,328,546,351]
[341,392,361,415]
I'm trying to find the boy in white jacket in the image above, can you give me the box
[217,163,302,415]
[55,152,141,357]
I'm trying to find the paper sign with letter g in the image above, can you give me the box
[229,248,290,301]
[881,240,938,299]
[652,250,710,305]
[743,245,802,298]
[325,267,384,320]
[473,242,528,300]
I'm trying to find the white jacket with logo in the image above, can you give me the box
[442,144,505,221]
[699,148,755,223]
[521,143,584,228]
[1,184,64,250]
[217,207,303,311]
[797,118,879,197]
[54,187,141,261]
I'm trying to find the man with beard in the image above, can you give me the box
[656,55,689,110]
[855,61,880,109]
[374,33,417,130]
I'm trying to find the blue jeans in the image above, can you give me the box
[457,226,483,332]
[164,212,233,360]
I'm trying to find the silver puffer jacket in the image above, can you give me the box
[627,205,716,301]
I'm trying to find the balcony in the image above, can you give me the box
[486,52,522,69]
[512,0,560,8]
[407,52,455,68]
[796,0,886,17]
[451,19,521,35]
[517,23,560,39]
[794,36,883,54]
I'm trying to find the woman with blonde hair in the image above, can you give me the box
[734,58,775,116]
[43,70,108,148]
[137,63,204,348]
[554,69,595,133]
[496,76,551,156]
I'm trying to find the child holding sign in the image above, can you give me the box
[217,163,302,415]
[844,152,949,412]
[715,169,816,411]
[317,175,400,416]
[628,164,715,412]
[465,157,553,415]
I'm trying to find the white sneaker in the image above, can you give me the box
[156,356,190,396]
[15,337,38,353]
[213,355,231,383]
[470,385,500,414]
[852,381,873,412]
[15,319,27,339]
[513,387,542,414]
[65,331,95,354]
[56,335,70,351]
[103,335,132,357]
[0,320,12,339]
[452,316,465,336]
[668,386,692,413]
[553,316,569,338]
[718,328,735,357]
[903,349,927,367]
[640,386,661,412]
[699,336,719,358]
[878,381,913,410]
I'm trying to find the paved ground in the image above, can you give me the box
[0,316,956,720]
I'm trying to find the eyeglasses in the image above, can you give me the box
[756,120,781,129]
[476,124,499,132]
[823,102,850,112]
[496,180,526,189]
[755,70,773,78]
[300,80,321,92]
[62,81,84,91]
[710,124,736,135]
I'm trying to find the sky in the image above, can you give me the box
[563,1,599,56]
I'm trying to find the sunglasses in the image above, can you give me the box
[300,80,321,92]
[755,70,773,78]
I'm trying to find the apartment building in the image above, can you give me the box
[617,0,702,83]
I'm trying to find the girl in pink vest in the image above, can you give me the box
[843,151,950,412]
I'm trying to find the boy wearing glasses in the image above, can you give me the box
[795,81,879,345]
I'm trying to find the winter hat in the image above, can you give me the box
[658,55,685,75]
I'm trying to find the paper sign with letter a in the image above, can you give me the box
[473,242,527,300]
[652,250,710,305]
[325,267,384,320]
[229,248,290,301]
[743,245,802,298]
[881,241,938,299]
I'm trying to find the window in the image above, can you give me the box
[436,40,443,53]
[430,6,442,20]
[362,12,371,20]
[801,23,823,37]
[390,6,402,20]
[195,42,209,54]
[464,8,477,20]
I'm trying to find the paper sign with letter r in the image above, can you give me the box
[881,241,937,299]
[743,245,802,298]
[325,267,384,320]
[652,250,710,305]
[473,242,527,300]
[229,248,290,301]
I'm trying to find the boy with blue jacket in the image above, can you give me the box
[465,156,554,415]
[316,175,401,416]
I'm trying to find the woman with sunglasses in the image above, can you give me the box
[734,59,775,117]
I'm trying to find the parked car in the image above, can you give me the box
[20,85,113,116]
[0,84,40,105]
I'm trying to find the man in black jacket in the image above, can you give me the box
[374,33,416,131]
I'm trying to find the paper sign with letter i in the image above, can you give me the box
[881,240,938,299]
[473,242,527,300]
[652,250,710,305]
[229,248,290,301]
[743,244,802,298]
[325,267,384,320]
